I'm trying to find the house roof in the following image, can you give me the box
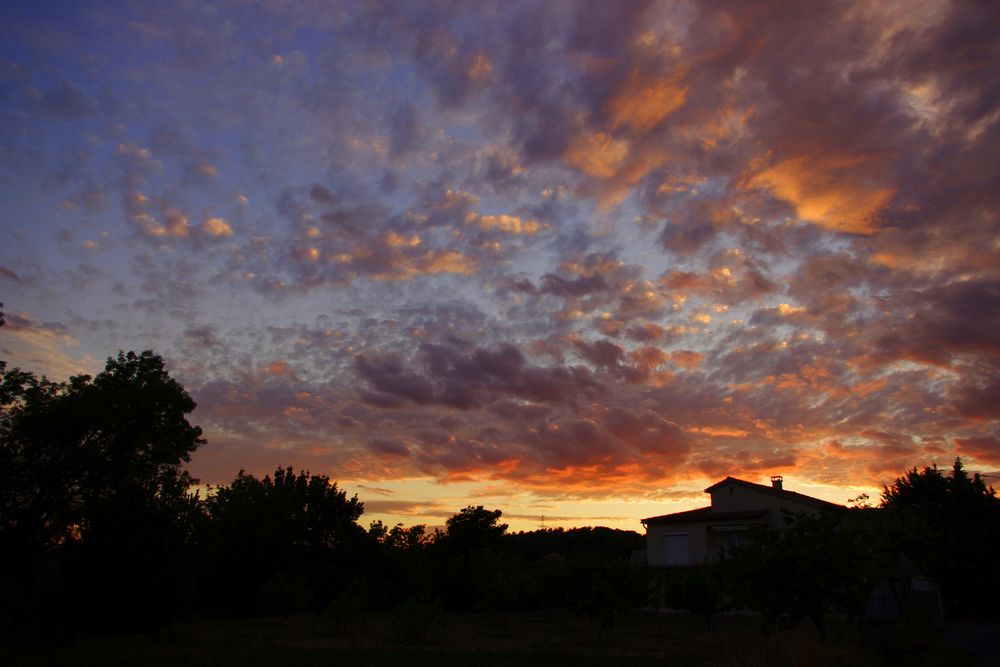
[704,476,843,511]
[640,476,843,525]
[641,507,769,525]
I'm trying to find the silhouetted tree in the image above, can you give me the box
[881,458,1000,616]
[1,351,202,555]
[882,457,997,510]
[203,467,366,614]
[507,526,644,560]
[423,506,508,609]
[370,519,429,551]
[363,520,434,607]
[0,350,204,635]
[441,505,507,555]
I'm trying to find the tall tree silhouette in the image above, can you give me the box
[0,350,204,634]
[882,458,1000,615]
[442,505,508,555]
[1,351,203,556]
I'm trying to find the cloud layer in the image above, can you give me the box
[1,1,998,520]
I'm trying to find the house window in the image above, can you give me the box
[663,533,690,566]
[724,531,746,550]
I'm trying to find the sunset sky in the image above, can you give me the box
[2,1,998,532]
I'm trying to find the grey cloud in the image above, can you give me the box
[41,79,97,120]
[388,102,421,156]
[355,340,604,410]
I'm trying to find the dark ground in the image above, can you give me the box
[5,609,992,667]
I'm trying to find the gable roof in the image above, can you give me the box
[704,476,843,511]
[641,507,769,525]
[640,476,843,525]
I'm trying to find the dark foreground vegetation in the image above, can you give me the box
[653,460,1000,638]
[2,609,987,667]
[1,337,998,663]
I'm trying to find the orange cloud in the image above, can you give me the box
[749,154,895,234]
[671,350,704,369]
[384,231,422,247]
[266,361,291,375]
[202,217,233,237]
[687,426,750,438]
[955,436,1000,465]
[559,67,688,208]
[467,52,492,83]
[467,213,544,235]
[564,131,629,178]
[608,69,688,132]
[817,439,924,480]
[0,310,95,378]
[417,250,478,276]
[629,346,669,370]
[150,209,190,237]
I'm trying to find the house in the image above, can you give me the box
[641,475,842,566]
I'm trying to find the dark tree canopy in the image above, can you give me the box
[208,466,364,553]
[880,457,1000,615]
[1,350,203,556]
[881,457,998,511]
[203,467,366,614]
[370,519,428,551]
[507,526,644,560]
[442,505,508,554]
[0,350,204,634]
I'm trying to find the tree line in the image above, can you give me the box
[1,343,998,642]
[0,348,644,640]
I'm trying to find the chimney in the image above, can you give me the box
[770,475,783,490]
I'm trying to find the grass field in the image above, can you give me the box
[4,608,977,667]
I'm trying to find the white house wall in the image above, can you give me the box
[645,521,710,566]
[708,484,824,526]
